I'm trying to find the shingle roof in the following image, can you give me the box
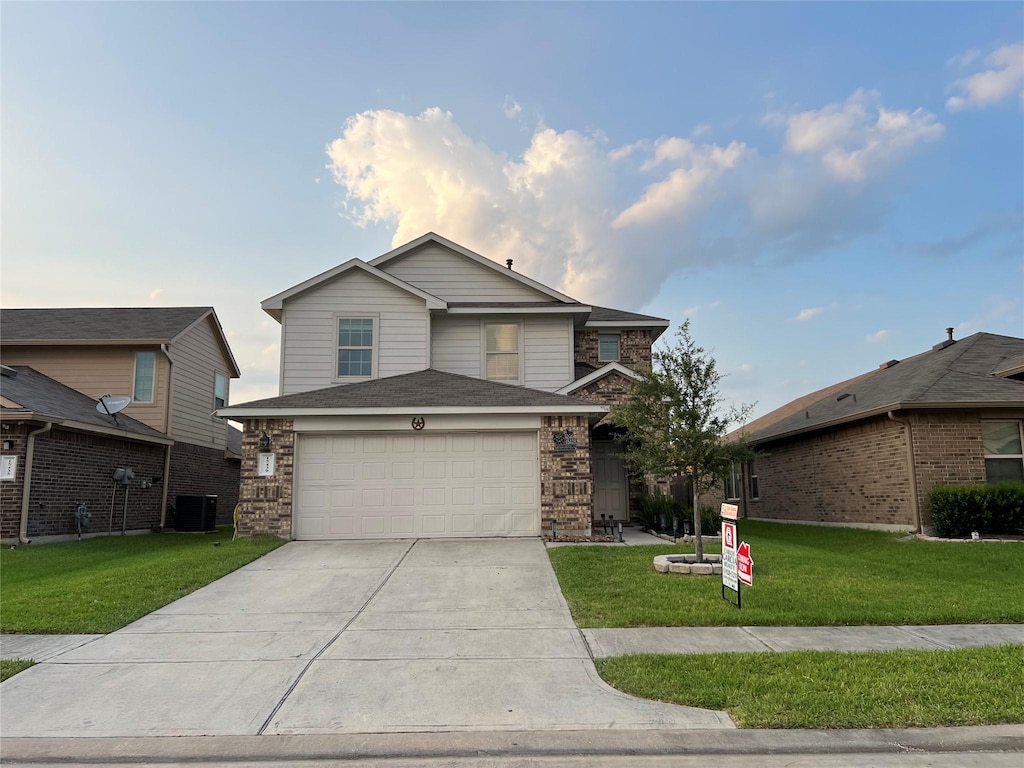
[0,366,170,442]
[224,369,604,411]
[587,306,669,324]
[0,307,211,342]
[446,301,583,309]
[738,332,1024,445]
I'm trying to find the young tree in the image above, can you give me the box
[609,321,754,562]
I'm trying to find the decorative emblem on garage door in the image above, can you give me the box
[411,417,425,430]
[553,429,577,452]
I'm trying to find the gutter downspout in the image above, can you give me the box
[888,411,922,534]
[159,343,175,530]
[20,421,53,544]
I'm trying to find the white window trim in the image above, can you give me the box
[333,313,379,383]
[725,461,743,501]
[132,350,156,404]
[481,319,524,386]
[213,372,229,414]
[982,419,1024,482]
[598,332,621,363]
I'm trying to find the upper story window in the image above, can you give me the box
[337,317,375,378]
[133,351,155,403]
[982,421,1023,483]
[598,333,620,362]
[214,373,228,410]
[484,322,521,384]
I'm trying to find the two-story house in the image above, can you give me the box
[0,307,241,534]
[220,233,667,540]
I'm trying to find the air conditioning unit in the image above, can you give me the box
[173,495,218,532]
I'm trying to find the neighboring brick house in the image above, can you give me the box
[0,307,242,530]
[717,331,1024,533]
[219,232,668,539]
[0,365,172,541]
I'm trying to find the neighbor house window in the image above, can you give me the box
[337,318,374,378]
[982,421,1024,483]
[214,373,228,410]
[748,459,759,499]
[133,351,155,403]
[724,462,743,500]
[485,323,520,383]
[598,333,620,362]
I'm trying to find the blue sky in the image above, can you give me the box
[3,2,1022,417]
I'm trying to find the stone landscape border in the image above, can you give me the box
[653,553,724,576]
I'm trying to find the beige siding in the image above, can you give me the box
[430,315,574,391]
[0,344,169,432]
[380,244,551,302]
[524,316,574,391]
[169,318,234,447]
[281,270,429,395]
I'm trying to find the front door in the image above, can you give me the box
[593,441,628,521]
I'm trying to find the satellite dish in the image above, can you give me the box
[96,395,132,416]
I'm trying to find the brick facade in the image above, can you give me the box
[0,425,165,540]
[237,418,295,537]
[575,329,652,370]
[573,370,638,407]
[167,441,240,526]
[713,410,1005,531]
[540,415,594,535]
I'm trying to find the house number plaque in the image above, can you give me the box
[552,429,577,452]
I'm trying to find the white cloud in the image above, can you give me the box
[148,288,164,300]
[503,96,522,118]
[946,43,1024,111]
[865,329,890,343]
[326,94,943,308]
[795,307,824,321]
[776,89,944,182]
[948,49,981,69]
[736,363,753,374]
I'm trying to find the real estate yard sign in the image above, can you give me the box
[720,503,746,608]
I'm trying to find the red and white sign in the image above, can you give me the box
[720,503,738,520]
[737,541,753,586]
[722,521,736,551]
[721,521,739,592]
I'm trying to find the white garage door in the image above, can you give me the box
[294,432,540,539]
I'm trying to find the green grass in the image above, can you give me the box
[0,529,285,633]
[0,659,34,682]
[549,521,1024,627]
[597,645,1024,729]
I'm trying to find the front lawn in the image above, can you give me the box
[0,529,285,634]
[597,645,1024,729]
[548,521,1024,627]
[0,659,34,682]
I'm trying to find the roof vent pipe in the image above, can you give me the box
[506,259,513,270]
[946,327,954,342]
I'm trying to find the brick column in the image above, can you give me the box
[237,418,294,538]
[540,415,593,536]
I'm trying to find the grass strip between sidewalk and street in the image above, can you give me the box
[0,659,35,682]
[596,645,1024,729]
[0,529,285,634]
[549,521,1024,627]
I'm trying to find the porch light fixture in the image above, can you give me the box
[259,431,271,451]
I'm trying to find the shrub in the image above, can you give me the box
[929,483,1024,538]
[638,494,678,531]
[700,505,721,535]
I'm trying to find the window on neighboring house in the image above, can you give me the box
[724,461,743,500]
[748,459,759,499]
[133,351,155,403]
[982,421,1024,483]
[598,333,620,362]
[337,318,374,378]
[214,373,228,411]
[484,322,520,383]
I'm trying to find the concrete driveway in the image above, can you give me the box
[0,538,733,737]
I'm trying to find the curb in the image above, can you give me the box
[2,725,1021,763]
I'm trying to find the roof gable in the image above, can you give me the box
[557,362,642,395]
[0,307,212,343]
[261,258,446,320]
[370,233,579,304]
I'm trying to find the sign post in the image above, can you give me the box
[720,502,748,608]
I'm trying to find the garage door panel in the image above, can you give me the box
[295,432,540,540]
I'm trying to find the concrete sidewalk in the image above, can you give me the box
[8,623,1021,663]
[583,623,1024,657]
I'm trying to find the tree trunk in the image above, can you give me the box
[692,473,703,562]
